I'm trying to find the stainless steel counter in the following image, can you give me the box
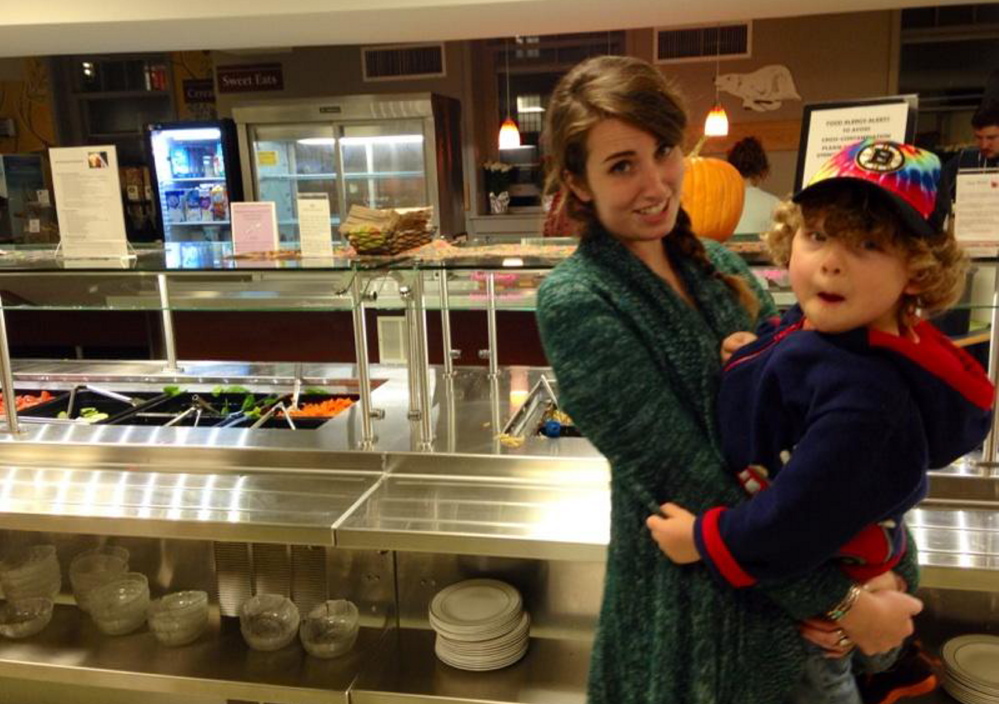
[1,360,997,586]
[0,360,997,704]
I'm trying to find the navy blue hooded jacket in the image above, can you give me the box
[694,305,994,587]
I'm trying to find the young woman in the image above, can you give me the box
[535,55,923,704]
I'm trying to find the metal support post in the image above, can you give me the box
[351,275,376,448]
[402,286,422,420]
[438,269,458,378]
[0,293,21,434]
[490,373,502,453]
[443,375,457,453]
[157,274,179,372]
[982,265,999,465]
[481,272,500,379]
[412,271,434,449]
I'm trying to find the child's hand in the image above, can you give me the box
[646,503,701,564]
[721,331,758,364]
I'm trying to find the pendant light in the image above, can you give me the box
[703,26,729,138]
[498,38,522,149]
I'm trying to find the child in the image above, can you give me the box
[649,138,995,704]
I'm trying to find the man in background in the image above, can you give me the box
[934,102,999,226]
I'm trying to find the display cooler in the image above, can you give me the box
[232,93,464,244]
[145,119,244,243]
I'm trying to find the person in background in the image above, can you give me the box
[933,101,999,226]
[535,55,922,704]
[727,136,782,235]
[541,188,583,237]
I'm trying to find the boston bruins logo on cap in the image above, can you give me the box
[856,142,905,173]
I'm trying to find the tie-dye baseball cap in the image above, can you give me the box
[793,138,942,237]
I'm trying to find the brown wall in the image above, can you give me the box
[629,11,896,196]
[210,43,468,118]
[0,57,56,155]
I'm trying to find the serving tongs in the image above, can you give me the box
[191,394,219,415]
[501,374,560,437]
[249,402,297,430]
[163,406,196,427]
[160,396,214,428]
[290,373,302,413]
[84,385,143,406]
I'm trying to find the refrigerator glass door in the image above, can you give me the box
[149,126,230,243]
[249,124,339,243]
[339,121,428,215]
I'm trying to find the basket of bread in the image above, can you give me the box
[340,205,434,255]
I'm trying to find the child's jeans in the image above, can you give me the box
[786,642,902,704]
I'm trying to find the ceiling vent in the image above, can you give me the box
[362,44,446,82]
[655,22,752,64]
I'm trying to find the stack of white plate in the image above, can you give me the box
[942,634,999,704]
[429,579,530,671]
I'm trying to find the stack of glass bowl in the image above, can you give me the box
[0,546,61,601]
[88,572,150,635]
[240,594,300,651]
[300,599,360,658]
[147,590,209,646]
[69,546,129,613]
[0,597,54,639]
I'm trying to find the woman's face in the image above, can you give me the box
[568,118,684,246]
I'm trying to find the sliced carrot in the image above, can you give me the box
[0,390,54,414]
[281,397,354,418]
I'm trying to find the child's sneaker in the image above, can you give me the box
[857,643,939,704]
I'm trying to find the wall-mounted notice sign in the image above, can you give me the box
[231,201,279,255]
[50,146,129,259]
[794,96,917,191]
[296,194,334,259]
[954,170,999,243]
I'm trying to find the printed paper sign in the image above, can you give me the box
[231,201,279,255]
[794,97,916,191]
[256,151,279,167]
[49,146,129,259]
[297,194,334,259]
[799,103,911,189]
[954,171,999,243]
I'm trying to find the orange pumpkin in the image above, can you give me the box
[681,156,745,242]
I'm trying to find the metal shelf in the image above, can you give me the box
[0,464,380,546]
[351,628,590,704]
[162,177,227,183]
[336,475,609,562]
[260,173,338,180]
[167,220,230,226]
[0,605,384,704]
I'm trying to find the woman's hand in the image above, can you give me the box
[798,572,920,657]
[721,331,757,364]
[798,617,856,659]
[646,503,701,564]
[839,586,922,655]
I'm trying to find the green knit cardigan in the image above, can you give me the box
[536,231,919,704]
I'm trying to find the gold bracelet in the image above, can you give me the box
[826,584,863,622]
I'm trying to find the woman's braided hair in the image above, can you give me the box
[542,55,759,317]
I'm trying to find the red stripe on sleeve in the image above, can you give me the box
[701,507,757,588]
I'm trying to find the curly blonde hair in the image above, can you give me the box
[765,185,966,323]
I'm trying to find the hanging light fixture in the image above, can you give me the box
[498,38,522,149]
[703,26,729,138]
